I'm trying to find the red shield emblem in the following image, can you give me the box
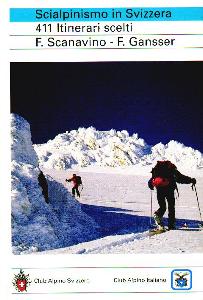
[17,279,26,292]
[13,269,31,292]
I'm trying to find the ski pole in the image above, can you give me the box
[192,184,203,223]
[150,190,153,227]
[175,189,179,202]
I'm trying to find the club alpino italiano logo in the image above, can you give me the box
[12,269,31,292]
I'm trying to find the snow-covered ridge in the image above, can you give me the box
[11,114,99,254]
[34,127,203,171]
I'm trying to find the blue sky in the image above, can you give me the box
[10,62,203,151]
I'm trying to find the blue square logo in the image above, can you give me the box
[171,269,192,290]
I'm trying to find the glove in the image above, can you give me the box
[191,178,196,185]
[148,179,154,190]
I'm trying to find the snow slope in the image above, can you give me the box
[38,229,203,255]
[38,169,203,254]
[34,127,203,172]
[11,114,100,254]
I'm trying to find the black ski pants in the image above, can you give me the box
[72,186,80,197]
[155,188,175,228]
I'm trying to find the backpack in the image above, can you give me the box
[76,176,82,185]
[151,160,176,188]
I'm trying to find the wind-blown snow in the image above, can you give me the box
[34,127,203,172]
[11,114,99,254]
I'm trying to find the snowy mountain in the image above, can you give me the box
[11,114,203,254]
[34,127,203,172]
[11,114,100,254]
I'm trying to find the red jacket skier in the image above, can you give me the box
[66,174,82,197]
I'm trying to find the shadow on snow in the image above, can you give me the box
[82,203,201,237]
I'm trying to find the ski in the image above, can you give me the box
[148,227,167,236]
[148,225,203,236]
[178,222,203,231]
[178,227,203,231]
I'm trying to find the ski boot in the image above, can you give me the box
[153,213,164,230]
[168,226,176,230]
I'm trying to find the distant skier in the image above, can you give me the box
[148,160,196,230]
[38,170,49,203]
[66,174,83,198]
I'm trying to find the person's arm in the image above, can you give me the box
[175,169,196,185]
[65,177,73,182]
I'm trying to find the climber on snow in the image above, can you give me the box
[66,174,83,198]
[148,160,196,230]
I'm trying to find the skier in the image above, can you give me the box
[148,160,196,230]
[66,174,82,198]
[38,170,49,203]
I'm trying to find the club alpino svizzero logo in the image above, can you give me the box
[12,269,31,292]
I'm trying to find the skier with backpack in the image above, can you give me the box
[148,160,196,230]
[66,174,83,198]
